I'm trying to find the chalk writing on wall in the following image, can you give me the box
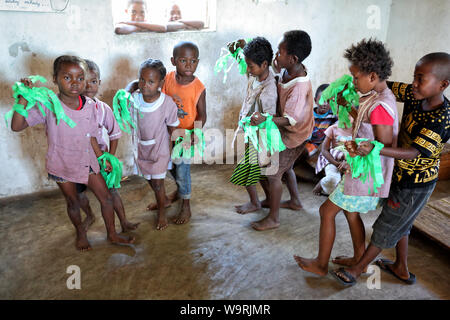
[0,0,68,12]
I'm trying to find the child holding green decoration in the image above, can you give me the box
[250,30,314,231]
[128,41,207,225]
[74,59,139,233]
[294,38,399,277]
[10,55,134,251]
[331,52,450,286]
[228,37,278,214]
[129,59,180,230]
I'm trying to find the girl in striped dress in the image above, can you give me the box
[229,37,278,214]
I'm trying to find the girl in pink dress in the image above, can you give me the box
[10,55,134,251]
[130,59,179,230]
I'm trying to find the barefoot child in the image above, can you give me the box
[128,59,180,230]
[312,122,352,196]
[75,59,139,233]
[156,41,207,225]
[331,52,450,286]
[229,37,278,214]
[250,30,314,230]
[294,38,399,276]
[10,55,134,251]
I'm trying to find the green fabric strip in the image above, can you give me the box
[112,89,140,134]
[171,129,206,160]
[319,74,359,129]
[98,152,123,189]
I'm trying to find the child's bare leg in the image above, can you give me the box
[235,185,261,214]
[146,190,177,211]
[87,173,134,244]
[78,191,96,231]
[259,179,271,208]
[389,235,411,280]
[294,199,341,276]
[57,182,91,251]
[172,161,191,225]
[251,176,281,231]
[280,167,303,210]
[333,211,366,267]
[110,188,139,232]
[335,243,383,281]
[148,179,168,230]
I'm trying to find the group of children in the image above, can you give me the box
[9,25,450,287]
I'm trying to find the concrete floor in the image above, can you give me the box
[0,164,449,300]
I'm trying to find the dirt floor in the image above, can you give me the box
[0,164,449,299]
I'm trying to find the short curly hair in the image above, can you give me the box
[243,37,273,67]
[53,55,88,78]
[84,59,101,79]
[283,30,312,63]
[344,38,393,80]
[139,58,166,80]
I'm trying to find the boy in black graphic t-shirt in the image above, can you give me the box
[331,52,450,286]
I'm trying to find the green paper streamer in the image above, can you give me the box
[239,114,286,155]
[337,139,385,195]
[171,129,206,160]
[319,74,359,129]
[112,89,140,134]
[98,152,123,189]
[214,38,252,83]
[5,75,76,128]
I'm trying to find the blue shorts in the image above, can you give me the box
[371,182,436,249]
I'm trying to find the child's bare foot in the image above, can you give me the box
[76,231,92,252]
[156,213,169,230]
[312,182,323,196]
[235,201,261,214]
[121,220,140,233]
[293,255,328,276]
[332,256,368,272]
[82,214,96,232]
[251,216,280,231]
[146,191,178,211]
[172,205,191,225]
[280,199,303,210]
[108,233,135,245]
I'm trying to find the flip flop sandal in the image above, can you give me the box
[375,259,416,285]
[330,267,357,287]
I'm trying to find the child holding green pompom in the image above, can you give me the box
[75,59,139,233]
[294,38,399,277]
[10,55,134,251]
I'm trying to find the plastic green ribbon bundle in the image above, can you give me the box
[319,74,359,129]
[5,75,76,128]
[171,129,206,160]
[337,138,385,195]
[214,38,252,83]
[112,89,140,134]
[239,114,286,155]
[98,152,123,189]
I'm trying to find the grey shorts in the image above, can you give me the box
[370,182,436,249]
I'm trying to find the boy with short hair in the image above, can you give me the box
[331,52,450,286]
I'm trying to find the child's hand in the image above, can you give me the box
[250,112,266,126]
[344,140,358,157]
[357,141,374,156]
[105,160,112,173]
[338,161,350,174]
[227,39,246,54]
[20,78,34,88]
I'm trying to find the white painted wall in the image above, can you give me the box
[0,0,415,198]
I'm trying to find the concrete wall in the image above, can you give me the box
[0,0,396,197]
[386,0,450,118]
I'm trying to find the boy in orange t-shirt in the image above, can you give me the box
[159,42,207,224]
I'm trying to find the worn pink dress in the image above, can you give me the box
[131,92,179,179]
[25,97,101,184]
